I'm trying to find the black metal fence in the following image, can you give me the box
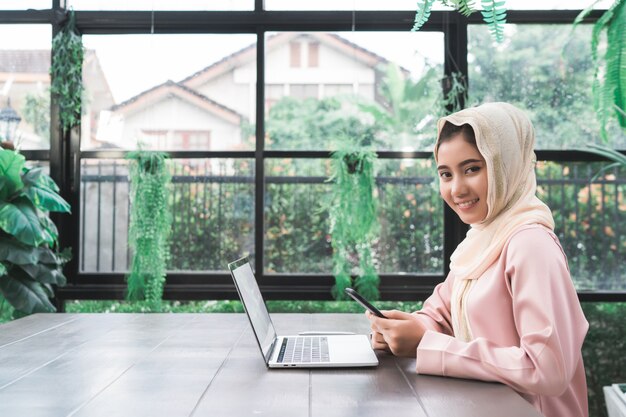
[79,159,625,291]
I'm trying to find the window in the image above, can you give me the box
[290,42,301,68]
[308,42,319,67]
[4,4,623,301]
[81,34,256,151]
[0,25,51,150]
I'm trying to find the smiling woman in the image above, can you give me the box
[435,123,488,225]
[368,102,589,417]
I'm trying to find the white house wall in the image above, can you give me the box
[109,95,241,150]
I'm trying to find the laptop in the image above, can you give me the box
[228,257,379,368]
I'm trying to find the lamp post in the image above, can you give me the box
[0,98,22,144]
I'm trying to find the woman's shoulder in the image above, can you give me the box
[503,224,567,261]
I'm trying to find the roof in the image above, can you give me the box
[0,50,50,73]
[181,32,408,89]
[111,80,243,124]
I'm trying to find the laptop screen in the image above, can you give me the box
[229,259,277,362]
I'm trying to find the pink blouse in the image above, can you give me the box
[414,225,589,417]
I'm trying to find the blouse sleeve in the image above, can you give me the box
[415,227,589,396]
[412,272,455,336]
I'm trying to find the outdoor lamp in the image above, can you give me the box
[0,98,21,143]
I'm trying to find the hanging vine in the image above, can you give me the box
[327,147,380,301]
[412,0,507,44]
[126,151,172,311]
[438,71,468,116]
[50,9,84,135]
[574,0,625,141]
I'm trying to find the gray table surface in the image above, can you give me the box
[0,313,542,417]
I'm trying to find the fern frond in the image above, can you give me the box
[573,0,603,30]
[412,0,435,32]
[590,0,625,140]
[458,0,477,17]
[481,0,507,43]
[605,0,626,128]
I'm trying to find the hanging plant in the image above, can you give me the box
[50,9,84,135]
[327,146,380,301]
[439,71,468,116]
[412,0,507,44]
[126,151,172,311]
[0,148,71,318]
[573,0,626,141]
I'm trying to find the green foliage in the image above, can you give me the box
[411,0,435,32]
[266,96,379,150]
[327,145,380,300]
[440,0,477,16]
[358,63,440,150]
[413,0,505,43]
[581,302,626,417]
[439,71,468,116]
[574,0,626,141]
[0,149,71,317]
[579,143,626,181]
[480,0,507,43]
[470,24,626,149]
[126,151,172,311]
[50,10,84,134]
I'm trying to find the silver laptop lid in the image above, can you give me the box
[228,257,277,364]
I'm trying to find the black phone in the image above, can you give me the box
[345,288,386,318]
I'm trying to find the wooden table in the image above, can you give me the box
[0,313,541,417]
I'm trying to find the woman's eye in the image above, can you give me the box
[466,166,481,174]
[438,171,451,178]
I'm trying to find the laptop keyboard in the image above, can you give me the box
[277,336,330,363]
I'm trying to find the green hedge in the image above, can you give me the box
[582,302,626,417]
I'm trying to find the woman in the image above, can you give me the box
[368,102,588,417]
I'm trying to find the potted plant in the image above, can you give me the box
[125,151,172,311]
[327,144,380,301]
[0,146,71,319]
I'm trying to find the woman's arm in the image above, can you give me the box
[415,228,588,396]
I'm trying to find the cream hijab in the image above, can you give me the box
[434,102,555,342]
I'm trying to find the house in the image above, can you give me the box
[0,49,114,149]
[96,32,402,151]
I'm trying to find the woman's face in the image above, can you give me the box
[436,134,489,225]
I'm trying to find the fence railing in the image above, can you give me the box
[79,160,625,291]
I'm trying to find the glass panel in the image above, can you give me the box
[0,25,51,150]
[0,1,50,9]
[82,34,256,151]
[536,161,625,291]
[265,32,444,151]
[264,157,443,274]
[68,0,252,11]
[265,0,612,10]
[468,24,626,149]
[503,0,614,9]
[79,158,255,273]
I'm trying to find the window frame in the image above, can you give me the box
[5,2,623,304]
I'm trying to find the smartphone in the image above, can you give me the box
[345,288,387,318]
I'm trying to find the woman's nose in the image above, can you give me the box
[451,177,468,197]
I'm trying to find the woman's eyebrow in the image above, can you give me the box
[437,159,484,170]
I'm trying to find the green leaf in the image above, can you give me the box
[22,167,60,193]
[0,262,6,276]
[411,0,434,32]
[0,274,55,314]
[23,184,71,213]
[0,197,52,246]
[481,0,507,43]
[0,149,25,200]
[17,263,67,286]
[0,236,39,264]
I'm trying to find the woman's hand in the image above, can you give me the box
[367,310,427,357]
